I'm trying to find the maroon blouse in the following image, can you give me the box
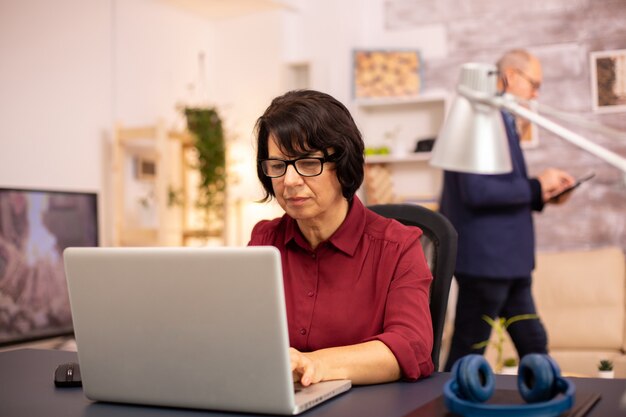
[248,197,434,380]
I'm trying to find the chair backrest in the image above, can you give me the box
[368,204,457,369]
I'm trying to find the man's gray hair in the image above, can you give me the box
[496,49,533,72]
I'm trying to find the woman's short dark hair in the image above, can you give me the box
[255,90,364,201]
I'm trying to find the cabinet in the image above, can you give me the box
[353,91,448,208]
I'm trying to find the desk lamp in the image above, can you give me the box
[430,63,626,177]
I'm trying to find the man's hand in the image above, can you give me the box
[537,168,576,204]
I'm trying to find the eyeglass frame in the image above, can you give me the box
[513,68,541,91]
[258,151,338,178]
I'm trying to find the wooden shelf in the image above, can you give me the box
[112,122,227,247]
[365,153,432,164]
[182,229,222,239]
[118,228,159,246]
[355,90,448,206]
[355,90,448,108]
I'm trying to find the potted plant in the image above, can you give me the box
[598,359,614,378]
[472,314,539,373]
[501,357,518,375]
[183,106,227,237]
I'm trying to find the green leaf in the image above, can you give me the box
[504,314,539,328]
[471,341,490,349]
[481,314,498,328]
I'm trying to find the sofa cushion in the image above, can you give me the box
[550,350,622,378]
[532,247,625,351]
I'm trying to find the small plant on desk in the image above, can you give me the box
[501,357,518,375]
[598,359,614,378]
[504,357,518,367]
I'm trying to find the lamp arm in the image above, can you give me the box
[532,101,626,141]
[456,85,626,173]
[497,97,626,174]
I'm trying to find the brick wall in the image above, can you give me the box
[384,0,626,252]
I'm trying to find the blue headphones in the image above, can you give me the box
[444,354,575,417]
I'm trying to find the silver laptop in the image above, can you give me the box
[63,246,351,414]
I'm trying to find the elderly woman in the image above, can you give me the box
[248,90,433,386]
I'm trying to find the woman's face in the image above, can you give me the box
[267,135,345,222]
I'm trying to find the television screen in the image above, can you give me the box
[0,187,98,346]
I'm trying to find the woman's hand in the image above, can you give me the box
[289,341,401,386]
[290,348,322,387]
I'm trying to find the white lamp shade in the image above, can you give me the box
[431,63,626,176]
[430,63,513,174]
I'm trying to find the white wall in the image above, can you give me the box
[0,0,111,192]
[283,0,448,109]
[0,0,287,246]
[0,0,452,246]
[112,0,214,127]
[207,10,290,244]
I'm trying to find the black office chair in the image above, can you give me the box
[368,203,457,370]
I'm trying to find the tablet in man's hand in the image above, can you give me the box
[549,172,595,202]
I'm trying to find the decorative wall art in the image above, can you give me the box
[590,49,626,113]
[134,156,157,181]
[353,49,422,99]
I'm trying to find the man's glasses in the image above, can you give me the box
[259,154,337,178]
[514,68,541,91]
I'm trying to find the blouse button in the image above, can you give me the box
[311,253,316,259]
[300,328,307,335]
[307,291,314,297]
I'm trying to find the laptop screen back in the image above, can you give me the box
[64,246,299,414]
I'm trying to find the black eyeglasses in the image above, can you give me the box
[514,69,541,91]
[259,153,338,178]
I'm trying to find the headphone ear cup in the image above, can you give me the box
[453,354,495,403]
[518,354,560,403]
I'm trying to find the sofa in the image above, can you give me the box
[476,246,626,377]
[535,246,626,377]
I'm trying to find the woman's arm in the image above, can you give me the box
[290,340,400,386]
[291,227,433,386]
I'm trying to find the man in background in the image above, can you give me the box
[441,49,576,371]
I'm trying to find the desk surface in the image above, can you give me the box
[1,349,625,417]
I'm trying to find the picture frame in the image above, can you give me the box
[590,49,626,113]
[134,155,157,181]
[352,49,422,99]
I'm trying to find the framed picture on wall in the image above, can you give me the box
[590,49,626,113]
[134,155,157,181]
[352,49,422,99]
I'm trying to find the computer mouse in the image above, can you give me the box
[54,362,82,387]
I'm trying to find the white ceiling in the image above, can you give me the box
[163,0,296,20]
